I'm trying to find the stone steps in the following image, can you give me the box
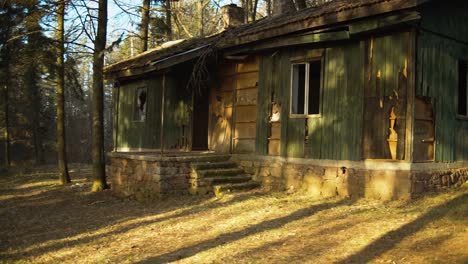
[191,161,238,170]
[197,168,245,177]
[213,181,261,198]
[205,174,252,185]
[189,155,260,196]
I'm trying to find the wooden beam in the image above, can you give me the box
[349,12,421,35]
[227,0,421,47]
[405,29,417,162]
[226,31,350,55]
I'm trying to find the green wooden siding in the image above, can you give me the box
[417,0,468,161]
[363,32,409,160]
[256,31,413,161]
[116,72,191,150]
[256,41,366,160]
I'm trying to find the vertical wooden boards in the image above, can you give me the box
[255,55,271,155]
[210,56,259,153]
[362,32,409,160]
[233,56,259,153]
[161,73,192,150]
[413,97,435,161]
[209,62,235,153]
[304,42,364,161]
[116,77,162,150]
[416,0,468,162]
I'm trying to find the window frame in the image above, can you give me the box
[289,57,324,118]
[133,86,148,122]
[457,60,468,119]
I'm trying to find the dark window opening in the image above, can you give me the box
[291,59,322,115]
[134,87,147,121]
[292,64,306,114]
[458,60,467,116]
[308,60,322,115]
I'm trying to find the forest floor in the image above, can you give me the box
[0,165,467,264]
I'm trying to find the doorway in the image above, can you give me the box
[192,89,209,150]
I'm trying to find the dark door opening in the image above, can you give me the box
[192,89,209,150]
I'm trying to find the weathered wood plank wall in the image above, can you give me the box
[257,34,409,161]
[116,70,191,150]
[417,0,468,161]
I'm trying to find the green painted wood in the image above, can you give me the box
[416,1,468,161]
[115,70,192,150]
[362,32,409,160]
[226,31,350,55]
[349,12,420,35]
[255,55,271,155]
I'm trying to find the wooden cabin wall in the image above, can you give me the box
[416,0,468,162]
[257,32,411,161]
[257,43,365,160]
[209,56,259,153]
[116,78,162,150]
[115,72,191,151]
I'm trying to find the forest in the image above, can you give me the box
[1,0,467,263]
[0,0,334,189]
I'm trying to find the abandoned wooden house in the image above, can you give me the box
[105,0,468,201]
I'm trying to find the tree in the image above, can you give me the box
[139,0,151,52]
[91,0,109,191]
[55,0,71,184]
[23,0,46,164]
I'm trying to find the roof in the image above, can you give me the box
[105,0,428,79]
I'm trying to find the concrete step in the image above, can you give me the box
[191,161,238,170]
[213,181,261,198]
[205,174,252,185]
[197,168,245,177]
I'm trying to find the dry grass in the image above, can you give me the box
[0,165,467,264]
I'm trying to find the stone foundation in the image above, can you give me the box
[108,152,467,201]
[233,155,468,200]
[109,154,193,201]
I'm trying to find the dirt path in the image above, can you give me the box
[0,165,467,263]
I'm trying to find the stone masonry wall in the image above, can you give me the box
[110,157,191,201]
[411,168,468,197]
[234,155,468,200]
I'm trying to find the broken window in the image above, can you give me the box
[290,59,322,115]
[458,60,467,117]
[134,87,147,122]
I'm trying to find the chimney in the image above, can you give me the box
[221,4,244,29]
[273,0,296,15]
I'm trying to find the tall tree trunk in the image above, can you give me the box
[296,0,307,10]
[91,0,109,191]
[165,0,172,40]
[251,0,259,21]
[2,3,13,167]
[266,0,272,16]
[197,0,204,37]
[3,79,10,167]
[25,2,44,164]
[139,0,150,53]
[56,0,71,184]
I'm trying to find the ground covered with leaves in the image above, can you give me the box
[0,165,467,263]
